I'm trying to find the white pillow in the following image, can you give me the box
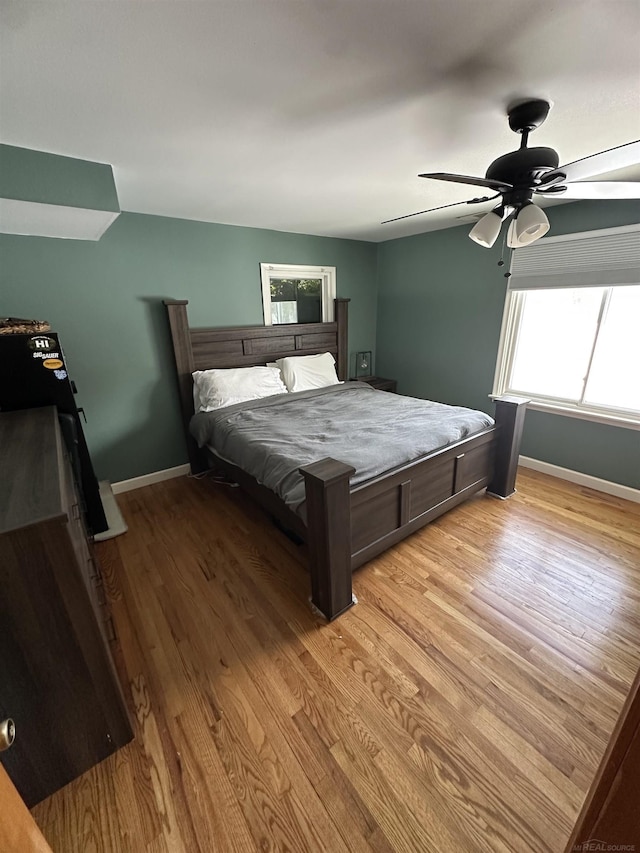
[265,361,288,390]
[276,352,340,393]
[192,366,288,412]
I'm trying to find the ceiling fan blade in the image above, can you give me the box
[546,140,640,184]
[382,195,499,225]
[419,172,512,192]
[538,181,640,200]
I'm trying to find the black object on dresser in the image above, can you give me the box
[0,407,133,807]
[0,331,107,534]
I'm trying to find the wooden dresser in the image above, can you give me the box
[0,406,132,807]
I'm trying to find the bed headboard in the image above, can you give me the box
[164,297,350,472]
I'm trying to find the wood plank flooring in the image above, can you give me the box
[32,469,640,852]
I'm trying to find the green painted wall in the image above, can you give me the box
[0,144,119,211]
[376,199,640,489]
[2,194,638,489]
[0,212,377,482]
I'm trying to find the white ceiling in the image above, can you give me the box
[1,0,639,243]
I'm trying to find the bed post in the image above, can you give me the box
[164,299,205,474]
[300,457,356,620]
[334,298,350,382]
[487,396,528,499]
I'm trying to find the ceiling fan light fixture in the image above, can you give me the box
[507,203,550,248]
[468,210,502,248]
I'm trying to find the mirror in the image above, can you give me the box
[261,263,336,325]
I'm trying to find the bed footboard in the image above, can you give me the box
[300,458,356,620]
[300,395,527,620]
[487,395,528,498]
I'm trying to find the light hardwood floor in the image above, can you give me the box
[32,469,640,852]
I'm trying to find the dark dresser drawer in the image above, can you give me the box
[0,406,132,807]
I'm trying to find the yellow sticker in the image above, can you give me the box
[43,358,64,370]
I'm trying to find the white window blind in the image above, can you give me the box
[508,224,640,290]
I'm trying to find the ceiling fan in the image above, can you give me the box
[384,99,640,249]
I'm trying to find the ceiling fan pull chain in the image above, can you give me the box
[497,222,509,269]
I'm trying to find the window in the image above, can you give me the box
[260,263,336,325]
[493,225,640,428]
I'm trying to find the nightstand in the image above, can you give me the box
[358,376,397,393]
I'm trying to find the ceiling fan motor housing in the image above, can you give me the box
[486,147,560,188]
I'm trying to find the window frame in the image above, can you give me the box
[260,262,336,326]
[492,227,640,431]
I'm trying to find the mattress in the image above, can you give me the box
[190,382,494,514]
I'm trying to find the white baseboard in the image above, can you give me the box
[111,463,190,495]
[111,457,640,504]
[519,456,640,504]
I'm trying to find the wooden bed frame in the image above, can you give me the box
[165,298,527,621]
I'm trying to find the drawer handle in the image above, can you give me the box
[104,615,117,643]
[93,577,106,606]
[0,718,15,752]
[88,556,102,581]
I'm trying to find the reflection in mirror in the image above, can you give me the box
[270,278,322,324]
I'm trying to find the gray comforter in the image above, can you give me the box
[190,382,494,514]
